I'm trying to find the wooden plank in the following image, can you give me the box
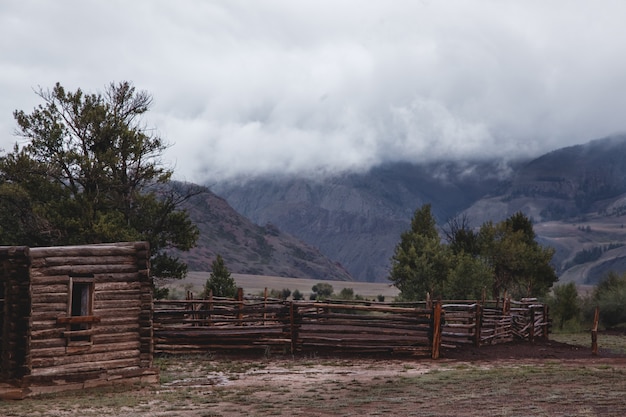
[33,264,139,277]
[31,255,136,268]
[30,245,137,258]
[31,293,68,304]
[31,284,69,294]
[94,290,142,301]
[57,316,101,324]
[31,357,142,377]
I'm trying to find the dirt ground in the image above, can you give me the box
[441,338,616,361]
[3,338,626,417]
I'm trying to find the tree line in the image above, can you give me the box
[388,204,558,301]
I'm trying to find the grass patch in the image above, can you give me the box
[551,331,626,354]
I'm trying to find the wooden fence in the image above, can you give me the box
[153,293,548,358]
[440,299,550,348]
[154,293,442,358]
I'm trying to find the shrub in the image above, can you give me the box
[204,254,237,298]
[548,282,580,330]
[311,283,334,300]
[592,271,626,328]
[338,288,355,300]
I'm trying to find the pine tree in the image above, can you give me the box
[204,255,237,298]
[0,82,200,282]
[388,204,450,300]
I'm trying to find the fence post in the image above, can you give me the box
[474,302,482,347]
[529,307,535,343]
[290,301,298,354]
[431,301,442,359]
[264,287,268,326]
[592,306,599,355]
[237,287,244,325]
[208,290,213,327]
[543,304,549,340]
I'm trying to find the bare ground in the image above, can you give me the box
[3,338,626,417]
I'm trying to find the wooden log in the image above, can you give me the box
[431,301,442,359]
[592,306,599,355]
[30,245,137,258]
[475,303,482,347]
[31,284,69,294]
[57,316,101,324]
[30,275,71,285]
[32,293,69,304]
[33,264,140,277]
[294,302,432,315]
[31,357,142,377]
[94,281,142,291]
[31,255,136,268]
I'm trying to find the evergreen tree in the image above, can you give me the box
[204,254,237,298]
[389,207,556,301]
[478,212,557,298]
[0,82,200,281]
[389,204,450,300]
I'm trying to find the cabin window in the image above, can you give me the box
[71,281,93,318]
[65,275,95,345]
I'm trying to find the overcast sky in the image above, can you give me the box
[2,1,626,183]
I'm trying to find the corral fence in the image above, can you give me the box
[439,298,550,348]
[153,290,549,358]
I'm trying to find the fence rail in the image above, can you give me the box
[153,294,549,358]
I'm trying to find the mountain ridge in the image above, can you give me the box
[173,184,353,282]
[211,134,626,285]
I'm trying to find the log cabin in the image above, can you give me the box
[0,242,158,399]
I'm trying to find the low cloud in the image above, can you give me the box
[2,1,626,182]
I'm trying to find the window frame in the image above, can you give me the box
[61,274,98,347]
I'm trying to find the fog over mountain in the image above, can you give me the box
[3,2,626,183]
[214,135,626,285]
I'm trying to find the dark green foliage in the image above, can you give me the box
[389,204,451,300]
[444,214,480,256]
[0,82,200,281]
[477,213,557,299]
[445,252,492,300]
[390,207,557,301]
[268,288,291,299]
[593,271,626,328]
[311,282,334,300]
[338,288,355,300]
[549,283,580,330]
[204,254,237,298]
[292,289,304,300]
[565,243,624,269]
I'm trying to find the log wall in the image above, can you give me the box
[0,242,158,399]
[0,246,31,382]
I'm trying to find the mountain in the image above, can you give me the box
[212,134,626,285]
[212,160,516,282]
[463,134,626,285]
[172,184,352,282]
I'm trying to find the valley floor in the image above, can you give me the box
[4,335,626,417]
[169,272,400,300]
